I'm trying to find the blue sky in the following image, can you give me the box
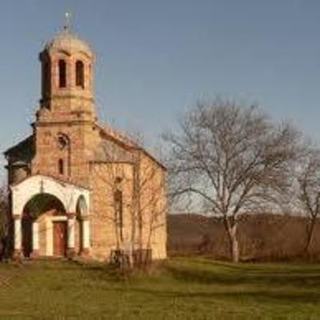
[1,0,320,181]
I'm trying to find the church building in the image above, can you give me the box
[4,24,167,261]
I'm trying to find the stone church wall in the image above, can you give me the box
[89,162,134,260]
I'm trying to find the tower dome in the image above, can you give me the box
[44,28,93,57]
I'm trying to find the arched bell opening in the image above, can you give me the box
[58,59,67,88]
[41,54,51,101]
[75,60,85,88]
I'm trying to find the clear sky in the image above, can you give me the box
[1,0,320,181]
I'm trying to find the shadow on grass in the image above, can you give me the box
[180,257,320,274]
[165,260,320,289]
[70,259,132,283]
[4,258,320,309]
[125,286,320,305]
[68,257,320,293]
[17,258,320,301]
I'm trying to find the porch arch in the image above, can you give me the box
[11,175,90,217]
[22,193,66,257]
[10,175,91,258]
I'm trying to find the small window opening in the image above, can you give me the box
[59,60,67,88]
[75,60,84,88]
[42,61,51,97]
[58,159,64,175]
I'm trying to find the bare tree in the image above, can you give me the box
[295,148,320,255]
[133,151,167,267]
[90,162,132,268]
[91,130,167,269]
[0,186,9,260]
[163,100,301,262]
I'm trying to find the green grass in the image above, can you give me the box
[0,257,320,319]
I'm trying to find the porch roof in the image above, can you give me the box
[11,174,90,216]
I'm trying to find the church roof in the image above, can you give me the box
[95,124,167,170]
[94,139,135,164]
[4,135,35,161]
[44,28,93,56]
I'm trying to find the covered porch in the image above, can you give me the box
[10,175,91,259]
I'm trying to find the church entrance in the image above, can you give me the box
[11,175,91,259]
[22,193,67,258]
[53,221,67,257]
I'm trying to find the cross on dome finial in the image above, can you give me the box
[63,12,72,31]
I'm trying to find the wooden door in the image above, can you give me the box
[53,222,67,257]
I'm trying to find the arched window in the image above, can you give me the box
[57,134,71,176]
[58,159,64,175]
[41,60,51,98]
[114,190,123,241]
[58,60,67,88]
[75,60,84,88]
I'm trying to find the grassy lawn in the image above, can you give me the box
[0,257,320,319]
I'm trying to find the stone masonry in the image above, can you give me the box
[4,25,167,261]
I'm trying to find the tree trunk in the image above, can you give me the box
[130,162,139,269]
[225,221,240,263]
[304,218,316,255]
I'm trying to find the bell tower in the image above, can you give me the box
[37,21,96,123]
[32,21,98,185]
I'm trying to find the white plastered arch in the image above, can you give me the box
[11,175,90,217]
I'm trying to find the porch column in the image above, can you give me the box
[67,213,76,258]
[13,214,22,259]
[31,221,39,257]
[81,216,91,256]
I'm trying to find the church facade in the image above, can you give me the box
[4,26,167,261]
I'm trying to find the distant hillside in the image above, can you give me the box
[167,213,320,261]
